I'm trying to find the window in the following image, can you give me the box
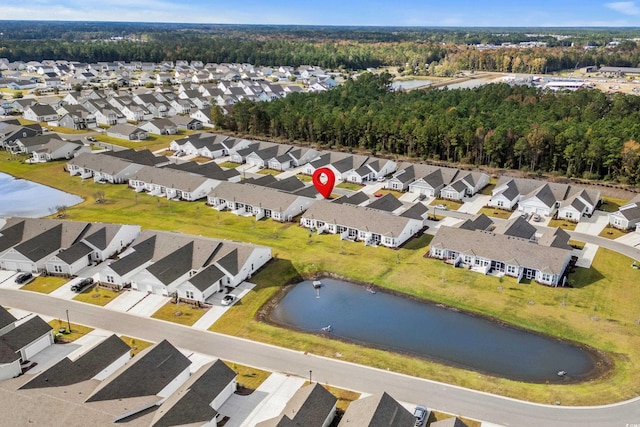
[497,200,504,207]
[507,265,518,275]
[106,275,114,283]
[540,273,553,283]
[185,290,194,299]
[53,265,63,273]
[565,211,573,219]
[464,255,472,264]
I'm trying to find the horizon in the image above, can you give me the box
[3,1,640,27]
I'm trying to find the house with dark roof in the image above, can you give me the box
[85,340,191,421]
[207,181,315,222]
[0,123,42,149]
[164,160,241,183]
[21,334,131,389]
[337,392,415,427]
[332,191,370,207]
[608,194,640,231]
[557,188,600,221]
[429,215,573,286]
[256,383,337,427]
[0,306,20,381]
[387,163,442,192]
[301,200,423,248]
[139,118,178,135]
[103,148,170,167]
[267,147,319,171]
[440,171,489,200]
[106,123,149,141]
[0,220,90,273]
[23,103,58,122]
[0,315,53,368]
[408,166,460,198]
[151,359,237,427]
[430,417,469,427]
[168,115,202,131]
[343,158,397,184]
[44,223,140,276]
[5,133,65,154]
[366,193,404,213]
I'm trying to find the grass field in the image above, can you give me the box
[599,225,630,240]
[20,276,68,294]
[477,206,513,219]
[599,196,630,213]
[72,286,121,306]
[3,158,640,405]
[151,301,208,326]
[336,181,364,191]
[548,218,578,231]
[219,161,241,169]
[48,320,94,342]
[223,361,271,390]
[430,198,463,211]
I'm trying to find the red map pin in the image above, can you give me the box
[312,167,336,199]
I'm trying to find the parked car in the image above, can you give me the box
[532,214,541,222]
[14,272,34,285]
[86,136,97,142]
[413,405,428,426]
[434,204,447,210]
[71,277,94,293]
[221,294,236,306]
[377,176,386,182]
[418,194,427,201]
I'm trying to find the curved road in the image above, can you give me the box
[1,289,639,427]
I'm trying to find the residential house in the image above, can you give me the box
[30,138,90,162]
[0,307,21,381]
[408,166,459,197]
[301,200,423,248]
[366,193,405,214]
[303,152,369,181]
[106,123,149,141]
[94,108,126,126]
[190,108,213,127]
[256,383,337,427]
[128,166,222,201]
[557,188,601,221]
[244,142,293,168]
[267,147,318,170]
[0,123,43,149]
[23,104,58,122]
[21,334,131,389]
[440,171,489,200]
[0,315,53,379]
[139,118,178,135]
[151,359,237,427]
[169,115,202,131]
[343,158,397,183]
[103,148,170,167]
[164,160,241,183]
[5,133,64,154]
[67,152,146,183]
[44,223,140,276]
[429,218,573,286]
[337,392,415,427]
[608,195,640,230]
[207,181,315,221]
[120,103,153,122]
[56,105,96,130]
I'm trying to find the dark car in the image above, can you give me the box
[71,277,94,293]
[14,272,34,284]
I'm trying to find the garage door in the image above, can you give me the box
[3,262,18,271]
[19,263,34,272]
[23,334,52,360]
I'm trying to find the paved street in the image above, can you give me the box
[2,289,640,427]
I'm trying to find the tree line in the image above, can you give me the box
[217,73,640,184]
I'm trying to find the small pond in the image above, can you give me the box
[270,278,598,383]
[0,172,83,218]
[391,79,433,90]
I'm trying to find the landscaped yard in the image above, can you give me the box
[598,225,629,240]
[429,198,463,211]
[48,319,94,342]
[4,157,640,405]
[219,161,241,169]
[336,181,364,191]
[120,335,154,356]
[152,301,209,326]
[548,218,578,231]
[477,206,513,219]
[480,179,497,196]
[73,286,121,306]
[372,188,404,198]
[296,173,313,182]
[256,168,282,176]
[93,130,193,151]
[20,276,68,294]
[599,196,629,213]
[223,361,271,390]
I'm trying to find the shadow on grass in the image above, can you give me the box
[251,258,302,289]
[569,266,605,289]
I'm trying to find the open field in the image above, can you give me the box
[599,196,630,213]
[2,158,640,405]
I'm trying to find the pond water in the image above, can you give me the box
[270,278,597,383]
[441,78,494,90]
[0,172,83,218]
[391,79,433,90]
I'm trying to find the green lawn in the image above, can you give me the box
[256,168,282,176]
[20,276,68,294]
[46,126,90,134]
[429,198,463,211]
[336,181,365,191]
[48,320,94,342]
[151,302,209,326]
[477,206,513,219]
[72,286,120,306]
[120,335,154,356]
[598,225,630,240]
[223,361,271,390]
[219,161,241,169]
[480,181,496,196]
[296,174,313,182]
[373,188,405,198]
[93,131,192,151]
[599,196,629,213]
[4,158,640,405]
[548,218,578,231]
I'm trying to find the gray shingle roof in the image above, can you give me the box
[131,165,212,192]
[187,264,226,292]
[493,216,536,240]
[210,182,310,212]
[366,194,403,213]
[151,359,236,427]
[338,392,415,427]
[56,241,93,264]
[458,213,494,231]
[400,203,429,220]
[257,383,336,427]
[0,316,52,353]
[146,242,194,285]
[0,341,20,363]
[430,417,469,427]
[15,222,89,262]
[431,226,571,275]
[0,306,16,331]
[332,191,370,206]
[86,339,191,402]
[104,148,168,166]
[21,334,130,389]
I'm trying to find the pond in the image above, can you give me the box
[0,172,83,218]
[270,278,598,383]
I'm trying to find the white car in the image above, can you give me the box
[434,204,447,210]
[413,405,428,426]
[221,294,236,306]
[377,176,385,182]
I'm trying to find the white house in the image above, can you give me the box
[608,195,640,230]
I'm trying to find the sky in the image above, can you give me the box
[2,0,640,27]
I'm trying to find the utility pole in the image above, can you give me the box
[66,309,72,333]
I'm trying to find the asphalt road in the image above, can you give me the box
[2,289,639,427]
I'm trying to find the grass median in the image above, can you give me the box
[3,158,640,405]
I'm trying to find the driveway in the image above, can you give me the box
[124,293,169,317]
[458,194,491,214]
[574,243,599,268]
[615,231,640,248]
[105,289,150,312]
[49,277,81,300]
[194,282,256,330]
[0,270,19,288]
[218,372,306,427]
[574,212,609,236]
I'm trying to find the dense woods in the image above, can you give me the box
[220,73,640,184]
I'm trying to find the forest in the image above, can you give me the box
[1,22,640,72]
[218,73,640,184]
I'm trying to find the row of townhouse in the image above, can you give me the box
[2,132,91,163]
[429,213,574,286]
[488,176,601,221]
[608,194,640,231]
[4,325,419,427]
[387,162,490,201]
[0,218,272,304]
